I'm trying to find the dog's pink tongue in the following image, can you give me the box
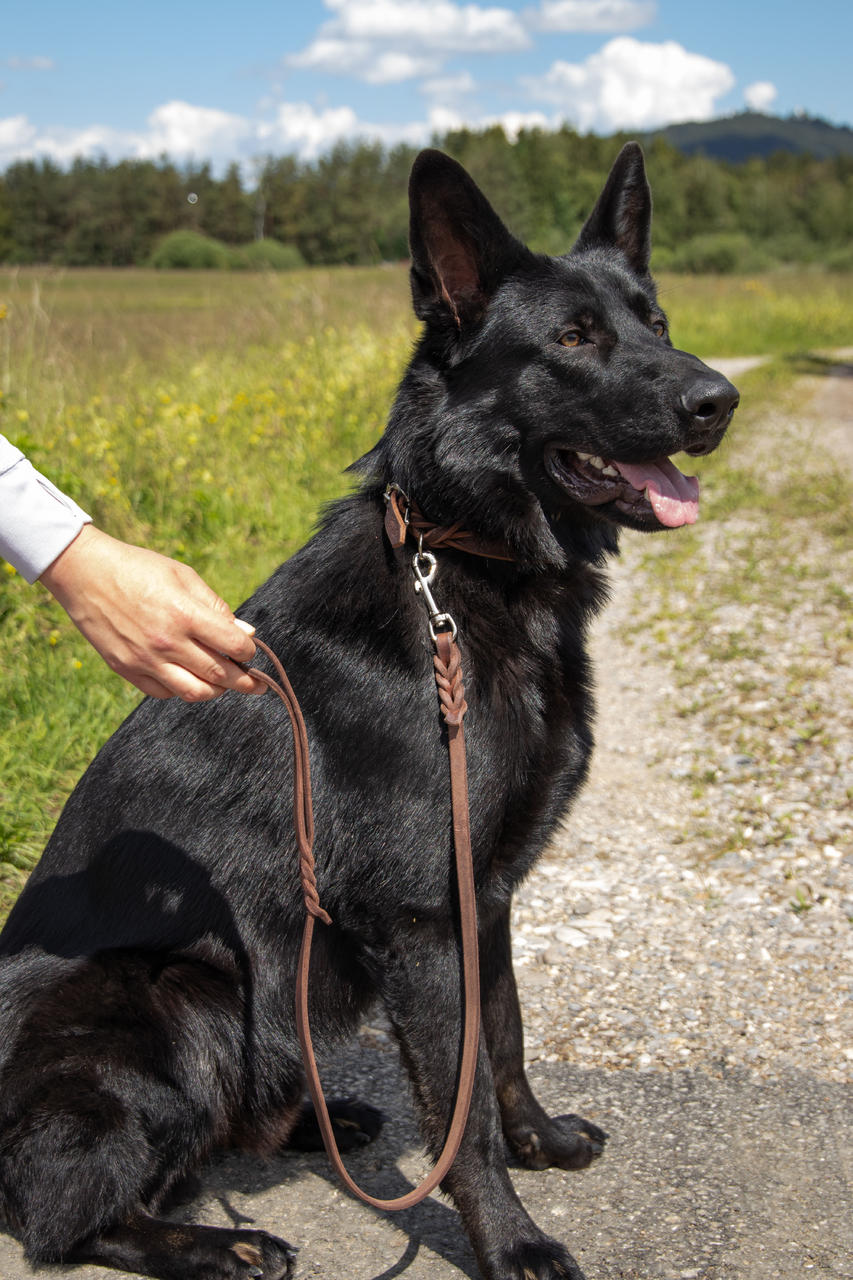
[613,456,700,527]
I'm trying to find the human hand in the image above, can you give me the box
[40,525,267,700]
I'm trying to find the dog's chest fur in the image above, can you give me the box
[240,494,604,931]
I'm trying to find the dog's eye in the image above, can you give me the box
[651,319,667,338]
[558,331,586,348]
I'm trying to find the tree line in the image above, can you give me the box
[2,125,852,272]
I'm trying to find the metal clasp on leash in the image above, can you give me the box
[412,540,457,642]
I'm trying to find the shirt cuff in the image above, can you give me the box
[0,454,92,583]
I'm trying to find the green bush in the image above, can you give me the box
[233,238,306,271]
[824,243,853,271]
[149,230,231,269]
[761,233,823,265]
[666,232,773,274]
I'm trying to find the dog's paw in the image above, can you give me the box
[487,1236,587,1280]
[288,1096,385,1153]
[509,1113,607,1171]
[223,1230,297,1279]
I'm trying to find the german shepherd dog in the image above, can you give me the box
[0,144,737,1280]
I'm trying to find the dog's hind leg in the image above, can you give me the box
[380,923,587,1280]
[68,1212,296,1280]
[0,1040,297,1280]
[480,904,607,1171]
[0,947,299,1279]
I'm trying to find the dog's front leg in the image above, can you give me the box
[380,924,587,1280]
[480,904,607,1171]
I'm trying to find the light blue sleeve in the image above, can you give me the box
[0,434,92,583]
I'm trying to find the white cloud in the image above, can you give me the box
[37,126,131,165]
[0,94,558,173]
[525,37,735,131]
[289,37,441,83]
[425,101,554,140]
[0,115,38,165]
[0,103,258,170]
[5,56,55,71]
[265,101,378,157]
[486,109,552,139]
[0,118,125,168]
[144,101,255,158]
[0,100,434,170]
[288,0,529,83]
[2,102,260,169]
[532,1,656,32]
[367,50,443,83]
[322,0,529,49]
[744,80,777,113]
[420,70,478,102]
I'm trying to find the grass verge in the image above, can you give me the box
[621,355,852,866]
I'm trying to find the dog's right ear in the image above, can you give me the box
[409,149,526,330]
[572,141,652,277]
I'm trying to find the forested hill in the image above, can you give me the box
[649,111,853,162]
[1,118,852,272]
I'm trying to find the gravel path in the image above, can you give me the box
[512,356,852,1085]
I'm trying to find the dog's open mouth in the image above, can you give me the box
[545,445,700,528]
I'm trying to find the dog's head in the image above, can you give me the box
[377,144,738,568]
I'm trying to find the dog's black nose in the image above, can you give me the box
[681,376,739,454]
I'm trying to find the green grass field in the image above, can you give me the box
[1,265,852,920]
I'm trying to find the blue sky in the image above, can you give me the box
[2,0,851,171]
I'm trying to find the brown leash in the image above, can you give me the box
[246,495,484,1210]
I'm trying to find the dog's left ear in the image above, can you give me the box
[572,142,652,277]
[409,149,527,329]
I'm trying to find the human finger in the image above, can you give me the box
[149,637,265,698]
[132,673,181,700]
[175,575,259,664]
[193,645,268,696]
[139,661,228,702]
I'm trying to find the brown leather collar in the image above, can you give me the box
[383,484,515,561]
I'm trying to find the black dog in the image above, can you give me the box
[0,144,737,1280]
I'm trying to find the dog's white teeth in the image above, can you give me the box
[576,452,616,476]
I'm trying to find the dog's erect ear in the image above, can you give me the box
[409,149,525,328]
[572,142,652,276]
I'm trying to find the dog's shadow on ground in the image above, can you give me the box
[187,1038,481,1280]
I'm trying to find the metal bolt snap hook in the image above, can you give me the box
[412,543,457,642]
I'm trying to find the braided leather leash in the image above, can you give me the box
[246,499,482,1210]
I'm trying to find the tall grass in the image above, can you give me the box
[1,266,852,920]
[0,266,415,915]
[657,271,853,357]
